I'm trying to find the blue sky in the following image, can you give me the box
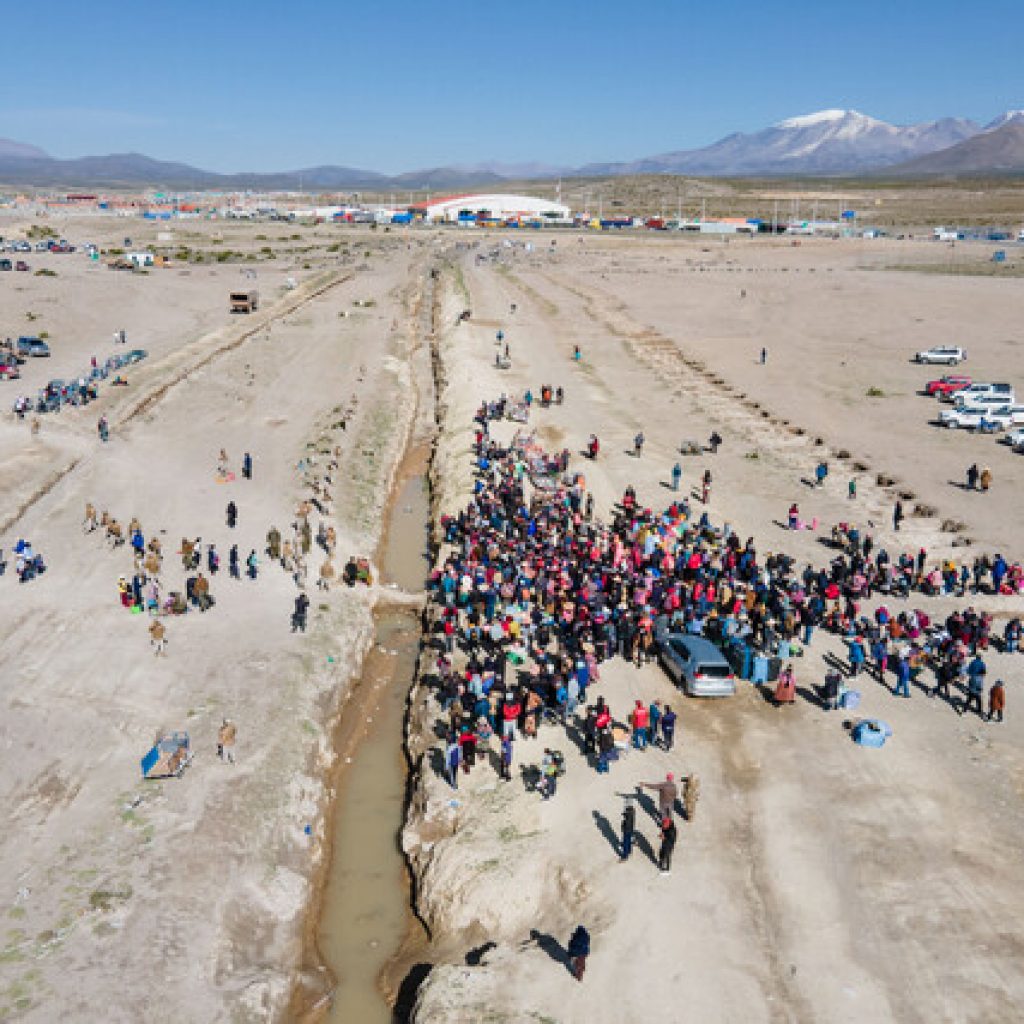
[1,0,1022,173]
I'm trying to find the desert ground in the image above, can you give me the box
[401,231,1024,1023]
[0,213,438,1021]
[1,214,1023,1024]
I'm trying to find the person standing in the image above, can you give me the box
[292,592,309,632]
[967,463,979,491]
[620,801,635,861]
[207,543,220,575]
[760,346,767,364]
[500,733,513,781]
[633,432,645,457]
[979,466,992,492]
[661,705,677,751]
[648,700,662,747]
[149,619,166,656]
[893,654,911,698]
[671,462,682,492]
[658,816,677,875]
[962,656,986,716]
[988,679,1005,723]
[567,925,590,982]
[848,478,857,500]
[246,550,258,580]
[708,431,722,454]
[229,544,240,579]
[242,452,253,480]
[893,501,904,532]
[217,719,236,764]
[226,501,238,528]
[631,700,649,750]
[640,773,678,823]
[445,736,461,789]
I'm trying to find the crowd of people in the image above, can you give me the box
[424,390,1017,858]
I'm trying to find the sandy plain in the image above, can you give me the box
[0,213,437,1021]
[1,215,1023,1024]
[400,231,1024,1024]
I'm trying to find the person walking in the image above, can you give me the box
[893,500,904,532]
[760,346,767,365]
[701,468,712,504]
[633,432,645,457]
[815,461,828,488]
[97,416,109,442]
[229,544,240,579]
[848,478,857,500]
[242,452,253,480]
[979,466,992,492]
[620,801,635,861]
[658,816,677,875]
[967,463,979,491]
[708,431,722,454]
[671,462,682,491]
[567,925,590,982]
[988,679,1005,723]
[226,501,238,528]
[207,543,220,575]
[246,549,258,580]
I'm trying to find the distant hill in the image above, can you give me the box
[576,110,981,177]
[883,118,1024,176]
[0,138,49,160]
[2,107,1024,189]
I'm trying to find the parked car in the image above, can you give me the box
[1001,427,1024,448]
[925,374,971,397]
[939,406,1012,431]
[0,358,19,380]
[16,336,50,358]
[658,633,736,697]
[953,389,1016,411]
[35,241,49,252]
[915,345,967,365]
[14,260,29,272]
[0,258,11,271]
[946,381,1014,404]
[125,348,148,364]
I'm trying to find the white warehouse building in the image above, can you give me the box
[414,193,572,225]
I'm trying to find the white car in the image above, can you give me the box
[1002,427,1024,448]
[953,393,1016,414]
[915,345,967,365]
[945,381,1015,405]
[940,406,1012,430]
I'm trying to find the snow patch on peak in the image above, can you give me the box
[985,110,1024,131]
[776,109,852,129]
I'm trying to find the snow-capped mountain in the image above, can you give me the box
[579,110,982,176]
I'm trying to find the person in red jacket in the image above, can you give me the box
[502,694,521,739]
[631,700,650,749]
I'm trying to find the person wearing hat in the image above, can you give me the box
[640,773,678,824]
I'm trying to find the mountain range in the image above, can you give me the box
[1,109,1023,190]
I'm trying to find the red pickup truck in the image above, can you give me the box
[925,374,971,397]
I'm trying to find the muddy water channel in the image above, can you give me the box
[317,470,431,1022]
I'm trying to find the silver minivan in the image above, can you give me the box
[658,634,737,697]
